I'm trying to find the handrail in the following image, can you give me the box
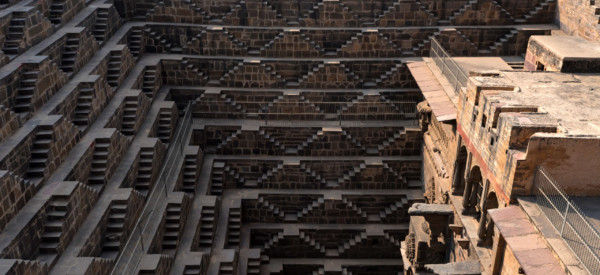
[111,101,193,274]
[429,38,469,95]
[533,166,600,275]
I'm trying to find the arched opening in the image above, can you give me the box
[461,166,482,214]
[452,146,468,195]
[477,191,499,247]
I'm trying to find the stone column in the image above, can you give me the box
[451,136,463,194]
[461,180,472,212]
[477,207,488,240]
[477,212,494,247]
[460,153,473,213]
[490,232,506,275]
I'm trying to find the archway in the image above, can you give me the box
[461,166,482,214]
[452,146,468,194]
[477,191,499,247]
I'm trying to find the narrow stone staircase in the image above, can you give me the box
[227,207,241,247]
[25,125,53,184]
[37,197,69,263]
[128,27,143,57]
[246,253,261,275]
[256,163,284,185]
[198,205,216,247]
[88,138,110,189]
[262,231,284,252]
[107,51,122,88]
[299,232,326,254]
[2,12,26,55]
[210,162,225,195]
[13,70,39,115]
[93,8,110,44]
[134,147,154,196]
[379,199,408,220]
[100,200,127,259]
[337,232,367,255]
[216,129,242,151]
[120,97,138,136]
[48,0,66,25]
[296,197,325,220]
[59,33,79,74]
[257,196,285,219]
[181,153,198,193]
[342,197,367,219]
[142,66,157,98]
[72,85,94,128]
[157,109,172,143]
[162,203,183,254]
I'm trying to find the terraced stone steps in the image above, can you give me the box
[107,51,122,88]
[211,161,225,195]
[246,253,261,275]
[120,97,138,136]
[142,66,158,98]
[100,201,128,259]
[181,153,198,193]
[257,196,285,219]
[342,197,367,219]
[227,207,241,247]
[198,205,216,247]
[296,197,325,220]
[134,147,154,196]
[59,33,79,74]
[337,232,367,255]
[87,138,110,189]
[25,125,53,184]
[298,232,326,254]
[379,199,410,220]
[48,0,67,25]
[161,203,183,253]
[128,27,143,57]
[262,231,285,253]
[13,70,39,115]
[36,197,69,264]
[256,163,284,185]
[72,86,95,128]
[93,8,111,44]
[2,12,26,55]
[157,109,172,143]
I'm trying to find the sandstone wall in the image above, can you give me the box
[556,0,600,41]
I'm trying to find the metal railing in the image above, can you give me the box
[533,166,600,275]
[194,101,420,124]
[429,38,469,96]
[111,101,193,274]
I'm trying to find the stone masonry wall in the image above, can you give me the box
[0,115,79,180]
[0,181,98,260]
[556,0,600,41]
[0,105,21,143]
[0,171,35,231]
[13,9,53,54]
[25,58,69,115]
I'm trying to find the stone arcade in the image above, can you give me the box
[0,0,598,275]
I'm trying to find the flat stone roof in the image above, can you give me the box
[408,62,456,122]
[531,35,600,60]
[424,260,481,275]
[408,203,454,215]
[489,206,567,275]
[454,57,514,72]
[473,71,600,135]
